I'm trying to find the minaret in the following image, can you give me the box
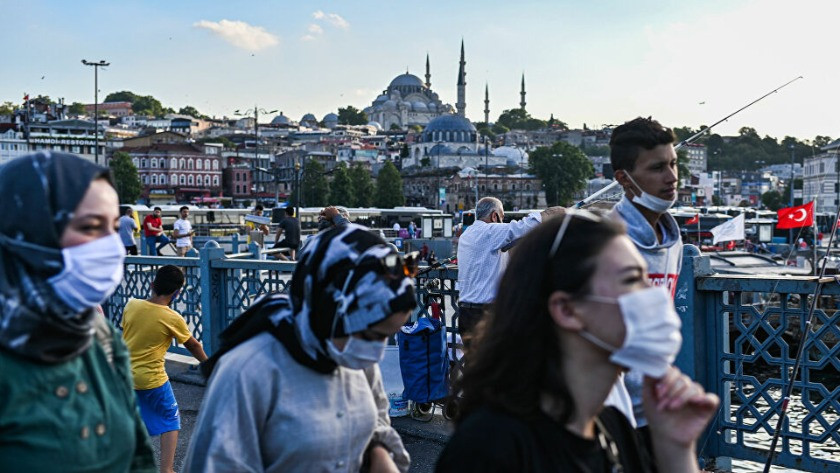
[520,73,527,111]
[425,53,431,89]
[456,40,466,118]
[484,83,490,125]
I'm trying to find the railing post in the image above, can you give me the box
[674,244,712,381]
[231,234,240,253]
[199,240,227,356]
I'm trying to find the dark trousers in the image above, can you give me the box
[125,245,138,256]
[458,305,486,349]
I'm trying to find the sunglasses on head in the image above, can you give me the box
[382,251,420,279]
[548,209,604,257]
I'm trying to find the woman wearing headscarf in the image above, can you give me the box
[184,224,416,472]
[0,152,155,471]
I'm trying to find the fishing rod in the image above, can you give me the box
[762,206,840,472]
[574,75,804,208]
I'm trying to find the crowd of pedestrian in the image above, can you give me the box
[0,114,722,473]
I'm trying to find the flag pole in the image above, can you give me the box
[696,214,701,246]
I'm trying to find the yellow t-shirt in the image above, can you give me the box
[122,298,192,390]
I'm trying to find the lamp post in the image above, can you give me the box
[255,166,281,206]
[789,143,796,244]
[235,106,278,200]
[294,160,301,219]
[81,59,109,164]
[436,140,443,209]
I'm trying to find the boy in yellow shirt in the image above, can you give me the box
[123,265,207,473]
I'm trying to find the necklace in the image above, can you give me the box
[594,416,624,473]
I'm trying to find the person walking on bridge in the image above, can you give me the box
[456,197,563,347]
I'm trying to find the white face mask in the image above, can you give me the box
[624,172,676,213]
[327,336,387,370]
[578,286,682,378]
[48,233,126,313]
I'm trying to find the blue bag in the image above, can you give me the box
[397,317,449,403]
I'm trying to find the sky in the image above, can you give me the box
[2,0,838,141]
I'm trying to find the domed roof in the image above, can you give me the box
[323,113,339,122]
[373,94,388,104]
[271,113,290,125]
[389,73,424,89]
[493,146,528,162]
[428,143,456,155]
[301,113,317,123]
[367,121,383,130]
[383,100,397,110]
[412,101,428,112]
[423,114,477,133]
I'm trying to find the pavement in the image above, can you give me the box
[159,354,452,473]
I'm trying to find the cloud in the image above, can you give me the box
[194,19,279,51]
[307,23,324,34]
[312,10,350,29]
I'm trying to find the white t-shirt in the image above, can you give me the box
[392,223,400,231]
[173,218,193,247]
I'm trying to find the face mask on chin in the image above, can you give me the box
[327,336,387,370]
[623,172,676,213]
[577,286,682,378]
[47,233,127,313]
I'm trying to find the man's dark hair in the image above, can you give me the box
[609,117,676,172]
[152,265,185,296]
[255,204,264,212]
[154,206,162,211]
[179,206,189,212]
[284,206,294,216]
[123,207,134,215]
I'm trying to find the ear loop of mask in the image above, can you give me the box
[564,297,621,353]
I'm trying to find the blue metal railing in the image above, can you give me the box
[104,243,840,471]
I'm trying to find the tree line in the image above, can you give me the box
[299,160,404,208]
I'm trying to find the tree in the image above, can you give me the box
[375,161,405,208]
[337,105,368,125]
[349,163,374,207]
[68,102,86,115]
[330,162,354,207]
[491,123,510,135]
[409,124,423,133]
[104,91,139,103]
[814,135,833,148]
[103,91,165,117]
[109,152,142,204]
[301,159,329,207]
[178,106,203,118]
[529,141,593,206]
[497,109,546,131]
[0,101,14,115]
[676,149,690,188]
[761,190,784,211]
[389,123,402,131]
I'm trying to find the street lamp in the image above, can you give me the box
[436,140,443,209]
[294,160,301,219]
[255,166,281,206]
[235,106,278,201]
[789,143,796,244]
[81,59,109,164]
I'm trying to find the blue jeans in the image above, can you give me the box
[145,234,170,255]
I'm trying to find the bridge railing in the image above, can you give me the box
[104,243,840,472]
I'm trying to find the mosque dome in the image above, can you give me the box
[427,103,438,112]
[421,114,477,143]
[301,113,317,122]
[271,113,290,125]
[367,121,383,131]
[383,100,397,110]
[389,73,424,89]
[493,146,528,163]
[373,94,388,104]
[412,101,428,112]
[323,112,338,122]
[428,143,456,155]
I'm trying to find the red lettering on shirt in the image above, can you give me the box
[648,273,679,298]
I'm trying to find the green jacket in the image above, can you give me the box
[0,317,155,472]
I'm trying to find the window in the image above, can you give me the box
[236,184,240,193]
[213,176,219,186]
[180,175,186,185]
[141,158,147,168]
[821,163,825,173]
[151,159,157,168]
[212,160,219,170]
[143,175,149,185]
[171,158,178,169]
[179,158,186,169]
[151,175,158,185]
[204,159,210,170]
[196,159,203,170]
[160,158,167,169]
[188,175,194,185]
[188,160,194,170]
[159,174,166,185]
[171,175,178,185]
[204,175,211,186]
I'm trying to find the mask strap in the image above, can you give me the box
[621,171,644,199]
[579,329,620,353]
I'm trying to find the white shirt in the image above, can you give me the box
[392,222,400,231]
[173,218,192,247]
[183,332,410,473]
[456,212,542,304]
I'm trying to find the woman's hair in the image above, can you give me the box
[454,213,626,424]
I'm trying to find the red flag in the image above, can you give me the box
[776,201,814,229]
[23,94,29,102]
[685,214,699,225]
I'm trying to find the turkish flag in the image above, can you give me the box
[685,214,699,225]
[777,201,814,229]
[23,94,28,102]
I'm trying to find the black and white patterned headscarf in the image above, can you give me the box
[204,224,416,375]
[0,152,113,363]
